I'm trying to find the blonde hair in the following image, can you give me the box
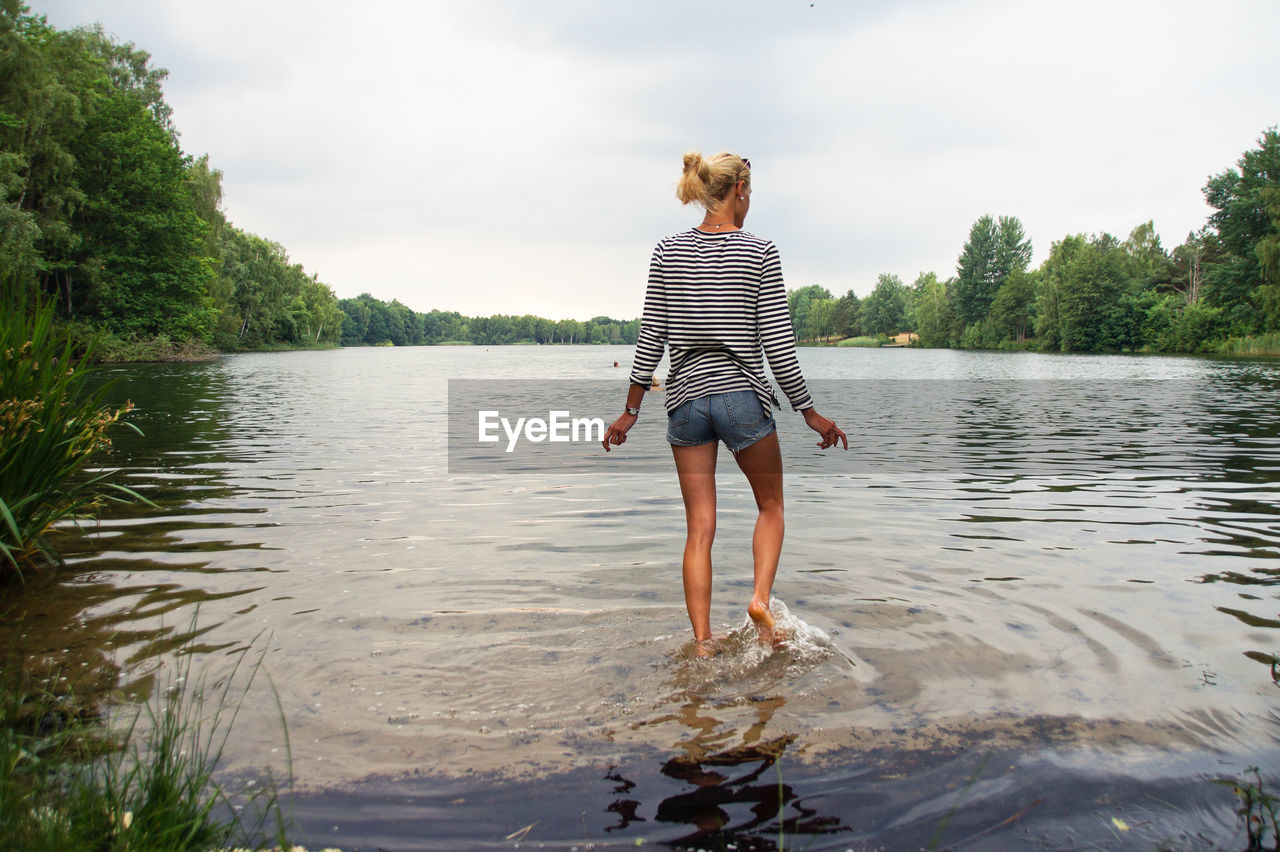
[676,151,750,209]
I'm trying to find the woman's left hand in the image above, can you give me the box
[602,412,637,452]
[802,407,848,450]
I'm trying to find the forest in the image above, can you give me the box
[788,130,1280,355]
[2,2,1276,357]
[0,2,343,355]
[0,4,634,356]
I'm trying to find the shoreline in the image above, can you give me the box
[71,326,1280,363]
[94,341,1280,364]
[798,335,1280,357]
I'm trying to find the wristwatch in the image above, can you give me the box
[626,406,640,416]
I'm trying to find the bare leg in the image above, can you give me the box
[672,442,718,642]
[733,431,785,645]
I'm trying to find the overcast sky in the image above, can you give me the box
[35,0,1280,320]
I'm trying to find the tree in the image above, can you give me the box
[0,159,40,285]
[1035,235,1082,351]
[859,274,908,336]
[69,85,216,339]
[1041,234,1129,352]
[990,269,1037,343]
[910,272,951,347]
[223,229,289,345]
[953,215,1032,331]
[832,289,860,339]
[339,296,370,345]
[291,275,341,344]
[953,215,998,328]
[1203,128,1280,333]
[996,215,1033,286]
[1170,228,1219,306]
[807,297,836,340]
[786,284,831,342]
[1121,220,1175,292]
[0,6,92,303]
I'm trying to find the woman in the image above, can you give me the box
[602,151,847,650]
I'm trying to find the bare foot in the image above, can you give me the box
[748,598,786,647]
[693,637,720,658]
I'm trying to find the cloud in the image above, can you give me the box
[36,0,1280,319]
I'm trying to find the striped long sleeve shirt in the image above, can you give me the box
[628,228,814,415]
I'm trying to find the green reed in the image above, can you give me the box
[1219,331,1280,357]
[0,294,149,580]
[0,637,293,851]
[1219,766,1280,852]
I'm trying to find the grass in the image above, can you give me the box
[1219,766,1280,851]
[1219,332,1280,357]
[92,332,218,364]
[835,336,881,347]
[232,341,340,355]
[0,297,153,580]
[0,631,295,851]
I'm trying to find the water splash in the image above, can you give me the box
[665,599,834,698]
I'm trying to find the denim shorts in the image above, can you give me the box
[666,390,777,453]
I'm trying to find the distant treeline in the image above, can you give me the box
[336,294,639,346]
[788,128,1280,354]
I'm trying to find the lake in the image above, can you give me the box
[6,345,1279,850]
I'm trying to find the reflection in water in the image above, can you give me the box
[0,564,245,718]
[3,347,1280,848]
[651,719,822,847]
[0,361,264,712]
[613,607,850,846]
[654,731,807,844]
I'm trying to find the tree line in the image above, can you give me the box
[0,5,627,357]
[336,293,639,347]
[788,129,1280,354]
[3,4,1275,358]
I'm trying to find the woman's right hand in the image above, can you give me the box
[602,412,637,452]
[802,407,848,450]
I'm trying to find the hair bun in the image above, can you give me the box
[676,149,745,209]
